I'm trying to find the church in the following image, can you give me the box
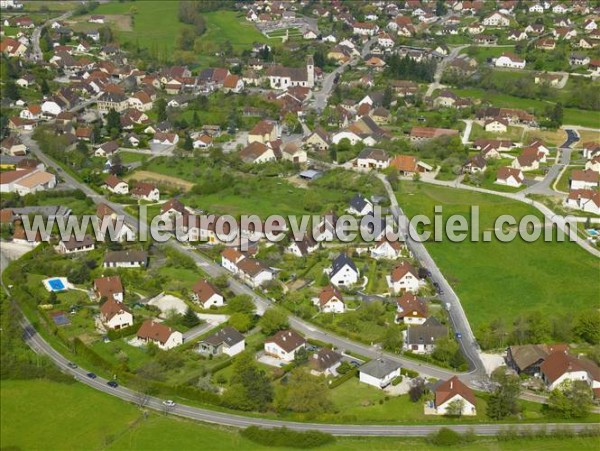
[266,56,315,90]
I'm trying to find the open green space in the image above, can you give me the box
[3,380,600,451]
[462,46,516,64]
[555,165,584,193]
[117,151,148,165]
[454,88,599,128]
[93,1,191,58]
[397,181,600,331]
[201,10,270,51]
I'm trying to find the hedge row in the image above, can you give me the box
[328,367,358,389]
[106,322,141,341]
[240,427,335,448]
[401,367,419,378]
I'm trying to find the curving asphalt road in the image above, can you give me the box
[16,312,599,436]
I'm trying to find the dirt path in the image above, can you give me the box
[125,171,194,191]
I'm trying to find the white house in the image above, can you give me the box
[316,285,345,314]
[57,235,95,254]
[103,175,129,195]
[565,190,600,215]
[137,320,183,350]
[353,22,378,36]
[327,253,360,287]
[199,326,245,357]
[370,239,405,260]
[359,358,401,389]
[191,279,224,309]
[221,248,245,274]
[426,376,477,416]
[482,12,510,27]
[94,276,124,303]
[100,298,133,330]
[264,329,306,362]
[356,148,390,170]
[541,351,600,391]
[395,293,427,325]
[388,261,419,294]
[103,250,148,269]
[570,169,598,190]
[347,193,374,216]
[495,52,526,69]
[484,118,509,133]
[496,167,524,187]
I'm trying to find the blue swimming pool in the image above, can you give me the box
[587,229,599,236]
[48,278,66,291]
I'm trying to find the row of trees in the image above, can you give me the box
[385,55,438,83]
[477,309,600,351]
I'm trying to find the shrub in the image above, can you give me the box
[328,367,358,389]
[240,427,335,448]
[401,368,419,378]
[427,428,461,446]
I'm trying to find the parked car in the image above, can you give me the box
[86,372,96,379]
[107,380,118,388]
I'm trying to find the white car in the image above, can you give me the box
[162,400,176,407]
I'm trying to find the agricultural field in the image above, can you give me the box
[397,181,600,330]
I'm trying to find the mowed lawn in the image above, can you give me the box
[3,380,600,451]
[398,182,600,329]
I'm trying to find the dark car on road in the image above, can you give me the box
[107,381,118,388]
[86,372,96,379]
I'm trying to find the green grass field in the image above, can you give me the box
[93,1,192,58]
[397,182,600,329]
[454,88,598,129]
[118,151,147,165]
[201,10,270,51]
[3,380,600,451]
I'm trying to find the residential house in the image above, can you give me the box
[248,120,279,144]
[264,329,306,362]
[94,276,124,302]
[316,285,345,314]
[281,142,307,164]
[100,298,133,330]
[94,141,118,158]
[103,250,148,268]
[496,166,524,187]
[482,12,510,27]
[57,235,95,254]
[495,52,526,69]
[199,326,245,357]
[239,141,277,164]
[464,154,487,174]
[388,261,419,294]
[395,293,428,325]
[191,279,224,309]
[304,127,330,151]
[426,376,477,416]
[286,234,318,257]
[370,238,405,260]
[347,193,374,216]
[327,253,360,287]
[390,155,433,176]
[310,348,343,376]
[131,182,159,202]
[103,175,129,194]
[506,343,569,376]
[484,118,509,133]
[356,148,390,170]
[540,350,600,391]
[353,22,379,36]
[137,320,183,350]
[570,169,598,190]
[237,257,273,288]
[359,358,401,389]
[403,317,448,354]
[409,126,459,142]
[97,92,129,114]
